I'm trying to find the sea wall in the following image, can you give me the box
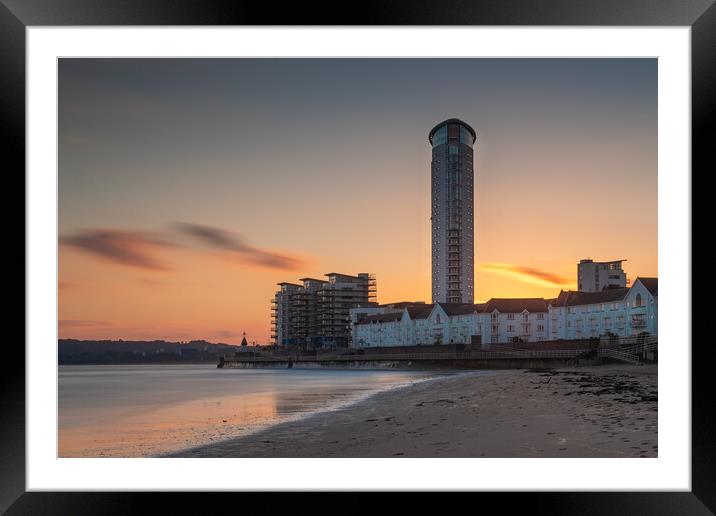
[219,357,602,370]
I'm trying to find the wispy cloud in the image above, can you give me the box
[59,319,112,328]
[480,262,573,287]
[61,224,305,273]
[135,278,167,287]
[60,229,173,271]
[174,222,305,271]
[214,329,241,339]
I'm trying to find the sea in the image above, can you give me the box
[58,364,438,457]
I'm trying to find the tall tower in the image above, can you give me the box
[428,118,476,304]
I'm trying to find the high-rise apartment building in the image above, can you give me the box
[577,259,628,292]
[271,272,376,348]
[429,118,476,304]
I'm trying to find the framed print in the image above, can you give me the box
[5,0,710,512]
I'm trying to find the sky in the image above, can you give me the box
[58,58,657,344]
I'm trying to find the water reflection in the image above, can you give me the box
[59,364,435,457]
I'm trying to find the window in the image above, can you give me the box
[431,126,447,146]
[507,313,515,320]
[635,293,643,307]
[460,126,473,145]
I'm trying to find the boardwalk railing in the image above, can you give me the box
[599,335,657,347]
[596,338,658,365]
[222,338,657,366]
[223,348,593,363]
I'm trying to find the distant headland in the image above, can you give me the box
[58,339,248,365]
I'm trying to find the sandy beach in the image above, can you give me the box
[170,364,657,458]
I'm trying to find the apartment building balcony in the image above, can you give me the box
[631,317,647,329]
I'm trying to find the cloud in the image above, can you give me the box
[59,319,112,328]
[60,229,172,271]
[135,278,166,287]
[480,262,573,287]
[174,222,304,271]
[214,329,240,338]
[60,224,305,274]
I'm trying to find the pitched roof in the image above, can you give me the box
[438,303,479,316]
[380,301,426,309]
[635,277,658,296]
[482,298,548,313]
[406,304,435,320]
[356,312,402,325]
[549,288,629,307]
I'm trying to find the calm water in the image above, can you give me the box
[58,364,437,457]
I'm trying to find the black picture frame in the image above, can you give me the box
[4,0,708,512]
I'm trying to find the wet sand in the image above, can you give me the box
[170,364,657,458]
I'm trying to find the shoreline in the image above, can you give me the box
[169,364,657,458]
[160,370,468,458]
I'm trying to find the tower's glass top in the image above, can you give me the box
[428,118,476,147]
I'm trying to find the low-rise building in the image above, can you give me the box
[483,298,549,344]
[351,278,658,348]
[548,277,658,340]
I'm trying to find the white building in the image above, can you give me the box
[351,278,657,349]
[548,277,657,340]
[349,302,424,345]
[483,298,549,344]
[577,259,628,292]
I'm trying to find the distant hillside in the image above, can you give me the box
[58,339,243,365]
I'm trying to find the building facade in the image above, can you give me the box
[351,278,657,348]
[577,259,628,292]
[270,282,303,348]
[271,272,376,348]
[429,118,476,304]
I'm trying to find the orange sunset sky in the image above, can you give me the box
[58,58,657,344]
